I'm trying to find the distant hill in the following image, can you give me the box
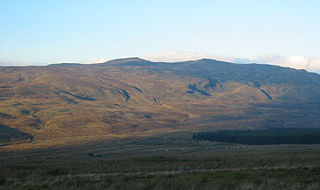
[1,58,320,148]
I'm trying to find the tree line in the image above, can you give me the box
[192,128,320,145]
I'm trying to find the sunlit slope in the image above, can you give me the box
[1,58,320,147]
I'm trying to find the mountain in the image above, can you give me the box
[1,58,320,148]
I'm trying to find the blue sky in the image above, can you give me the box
[1,0,320,70]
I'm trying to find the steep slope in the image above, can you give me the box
[1,58,320,148]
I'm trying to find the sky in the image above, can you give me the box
[1,0,320,72]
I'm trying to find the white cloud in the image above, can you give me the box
[285,56,309,70]
[308,58,320,72]
[263,56,320,73]
[0,61,46,66]
[81,58,110,64]
[252,54,281,63]
[142,51,206,62]
[141,51,250,64]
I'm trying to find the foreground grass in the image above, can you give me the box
[0,167,320,190]
[1,151,320,190]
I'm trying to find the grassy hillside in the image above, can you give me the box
[1,58,320,149]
